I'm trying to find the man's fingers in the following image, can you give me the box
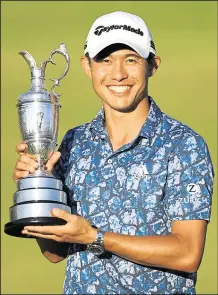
[16,161,36,174]
[14,143,59,182]
[46,151,61,172]
[16,143,28,155]
[13,170,29,181]
[16,143,37,159]
[13,154,39,182]
[19,155,39,167]
[21,230,60,241]
[51,208,74,222]
[23,225,63,235]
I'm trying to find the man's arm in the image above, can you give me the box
[22,209,208,273]
[104,219,208,273]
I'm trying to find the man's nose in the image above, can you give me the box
[109,61,128,81]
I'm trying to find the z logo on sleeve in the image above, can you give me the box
[186,183,201,194]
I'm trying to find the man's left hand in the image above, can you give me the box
[21,208,97,244]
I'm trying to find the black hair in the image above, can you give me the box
[85,43,156,64]
[146,52,155,63]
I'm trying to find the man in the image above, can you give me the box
[14,11,214,294]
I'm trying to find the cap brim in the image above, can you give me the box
[88,37,150,59]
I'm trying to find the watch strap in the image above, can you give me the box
[95,229,104,246]
[87,229,105,251]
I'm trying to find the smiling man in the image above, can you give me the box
[14,11,214,295]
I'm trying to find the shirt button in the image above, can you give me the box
[108,159,112,164]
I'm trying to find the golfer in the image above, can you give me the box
[14,11,214,294]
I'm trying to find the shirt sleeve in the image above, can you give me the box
[52,129,73,182]
[52,129,75,209]
[163,133,215,222]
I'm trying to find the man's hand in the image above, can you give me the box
[13,143,61,182]
[21,208,97,244]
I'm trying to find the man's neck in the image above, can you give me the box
[104,98,150,151]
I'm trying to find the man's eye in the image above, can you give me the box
[102,59,111,63]
[126,58,137,63]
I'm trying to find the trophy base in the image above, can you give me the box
[4,217,67,238]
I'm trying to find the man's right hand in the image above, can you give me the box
[13,143,61,182]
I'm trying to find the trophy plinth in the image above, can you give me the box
[4,43,71,238]
[5,175,70,238]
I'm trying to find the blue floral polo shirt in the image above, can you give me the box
[53,97,214,294]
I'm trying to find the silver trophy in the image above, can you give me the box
[4,43,71,238]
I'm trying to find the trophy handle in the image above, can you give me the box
[41,43,70,97]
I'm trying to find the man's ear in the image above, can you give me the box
[148,56,161,77]
[81,56,92,78]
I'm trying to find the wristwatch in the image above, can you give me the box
[86,229,105,255]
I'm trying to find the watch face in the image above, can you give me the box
[87,245,104,256]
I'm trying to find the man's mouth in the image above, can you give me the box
[107,85,131,94]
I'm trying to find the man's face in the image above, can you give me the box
[86,45,151,113]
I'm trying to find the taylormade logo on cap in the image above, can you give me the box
[94,25,144,36]
[84,11,156,59]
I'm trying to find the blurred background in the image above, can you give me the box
[1,1,217,294]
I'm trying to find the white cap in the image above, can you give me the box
[84,11,156,59]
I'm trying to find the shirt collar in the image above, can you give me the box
[89,106,106,138]
[89,97,163,140]
[139,97,163,139]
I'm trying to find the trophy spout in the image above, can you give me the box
[19,50,37,70]
[19,50,46,92]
